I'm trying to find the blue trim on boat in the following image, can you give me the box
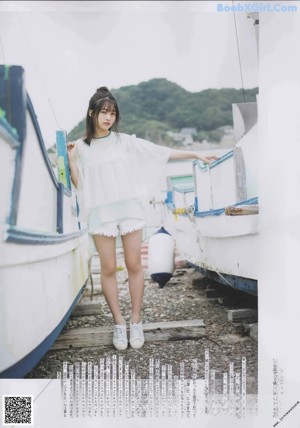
[235,197,258,205]
[5,225,88,245]
[0,285,85,379]
[57,183,64,234]
[0,119,20,147]
[187,262,257,296]
[2,67,27,227]
[56,129,71,191]
[0,65,25,142]
[1,66,74,239]
[26,95,59,190]
[195,197,258,218]
[194,150,234,171]
[11,98,70,225]
[172,185,194,193]
[165,190,173,205]
[196,207,226,217]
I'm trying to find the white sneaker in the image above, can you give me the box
[113,323,128,351]
[130,321,145,349]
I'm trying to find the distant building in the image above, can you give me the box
[166,127,197,147]
[217,125,234,135]
[180,127,197,136]
[180,127,197,146]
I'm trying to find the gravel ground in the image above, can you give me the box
[26,250,258,394]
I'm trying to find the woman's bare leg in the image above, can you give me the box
[93,235,124,325]
[121,229,144,323]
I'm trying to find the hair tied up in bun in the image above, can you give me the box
[97,86,110,94]
[97,86,111,97]
[95,86,116,101]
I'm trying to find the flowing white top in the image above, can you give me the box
[74,132,171,232]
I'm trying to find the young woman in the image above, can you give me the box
[67,86,217,351]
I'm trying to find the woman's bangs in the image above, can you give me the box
[100,99,117,113]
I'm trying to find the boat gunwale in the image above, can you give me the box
[193,149,234,171]
[4,224,88,245]
[26,94,71,198]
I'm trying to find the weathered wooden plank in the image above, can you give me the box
[71,301,102,317]
[192,277,206,287]
[205,289,227,298]
[225,205,259,216]
[91,268,101,274]
[227,308,258,323]
[144,319,205,330]
[51,328,206,350]
[249,323,258,340]
[244,323,258,340]
[51,319,205,350]
[218,296,257,307]
[219,334,251,345]
[82,285,102,298]
[218,296,240,305]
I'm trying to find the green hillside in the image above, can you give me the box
[68,78,258,145]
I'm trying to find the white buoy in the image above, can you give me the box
[147,226,175,288]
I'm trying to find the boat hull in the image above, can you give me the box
[161,121,258,296]
[0,235,89,377]
[169,213,257,294]
[0,65,90,377]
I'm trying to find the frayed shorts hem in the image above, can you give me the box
[90,218,146,238]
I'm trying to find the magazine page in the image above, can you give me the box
[258,4,300,427]
[0,1,299,428]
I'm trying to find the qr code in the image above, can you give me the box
[3,395,33,425]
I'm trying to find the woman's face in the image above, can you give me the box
[96,105,116,133]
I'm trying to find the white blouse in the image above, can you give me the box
[74,132,171,232]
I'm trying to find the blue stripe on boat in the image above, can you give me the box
[188,262,257,296]
[172,185,195,193]
[194,197,258,217]
[5,225,88,245]
[194,150,234,171]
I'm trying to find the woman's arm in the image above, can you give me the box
[169,149,218,164]
[67,142,79,188]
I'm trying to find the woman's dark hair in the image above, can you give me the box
[84,86,120,145]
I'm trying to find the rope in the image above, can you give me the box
[16,12,61,129]
[232,1,246,102]
[214,269,234,288]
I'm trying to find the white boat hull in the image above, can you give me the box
[0,65,90,377]
[168,213,257,292]
[196,212,258,238]
[0,236,89,376]
[161,107,258,295]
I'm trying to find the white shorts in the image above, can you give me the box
[91,218,146,238]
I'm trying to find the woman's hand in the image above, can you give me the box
[195,153,219,164]
[169,148,219,163]
[67,141,76,163]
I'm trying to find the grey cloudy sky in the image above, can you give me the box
[0,1,258,146]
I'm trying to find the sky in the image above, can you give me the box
[0,1,258,147]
